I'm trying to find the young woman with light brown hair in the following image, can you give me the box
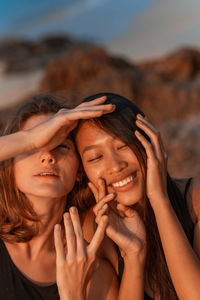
[0,94,120,300]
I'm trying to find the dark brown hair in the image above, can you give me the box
[73,92,194,299]
[0,94,71,243]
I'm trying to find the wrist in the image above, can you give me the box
[16,130,34,154]
[123,255,146,277]
[150,194,171,211]
[59,290,85,300]
[123,247,146,267]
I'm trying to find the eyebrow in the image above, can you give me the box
[82,145,100,155]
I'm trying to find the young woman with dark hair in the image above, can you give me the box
[0,94,120,300]
[73,92,200,300]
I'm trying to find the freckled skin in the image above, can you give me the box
[75,121,144,206]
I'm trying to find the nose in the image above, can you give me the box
[107,153,127,175]
[40,151,56,165]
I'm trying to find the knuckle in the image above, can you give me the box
[76,229,83,239]
[67,235,75,244]
[153,157,159,166]
[66,257,75,267]
[89,253,96,264]
[77,255,87,265]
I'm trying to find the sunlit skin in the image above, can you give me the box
[76,121,144,206]
[14,114,79,207]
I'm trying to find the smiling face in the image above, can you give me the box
[76,121,144,206]
[14,114,79,202]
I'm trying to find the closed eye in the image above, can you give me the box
[117,144,128,150]
[87,155,102,162]
[57,144,70,149]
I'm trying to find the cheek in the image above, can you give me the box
[14,161,29,191]
[83,163,103,185]
[62,155,79,180]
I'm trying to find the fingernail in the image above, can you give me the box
[54,224,60,231]
[105,194,113,198]
[70,206,77,214]
[64,212,70,219]
[137,114,143,118]
[135,130,141,135]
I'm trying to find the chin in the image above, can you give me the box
[115,190,141,206]
[117,198,139,207]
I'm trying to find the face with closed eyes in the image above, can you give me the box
[14,114,79,202]
[75,121,144,206]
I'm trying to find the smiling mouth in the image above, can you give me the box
[111,174,136,188]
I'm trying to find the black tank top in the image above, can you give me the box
[0,239,59,300]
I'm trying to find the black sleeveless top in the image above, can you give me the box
[0,239,59,300]
[115,178,194,300]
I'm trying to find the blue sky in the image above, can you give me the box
[0,0,153,43]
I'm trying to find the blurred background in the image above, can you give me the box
[0,0,199,177]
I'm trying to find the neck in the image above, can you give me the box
[13,195,67,259]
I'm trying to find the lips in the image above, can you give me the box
[108,172,138,190]
[34,169,59,177]
[111,174,136,188]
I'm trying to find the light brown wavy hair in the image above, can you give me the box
[72,92,194,300]
[0,94,80,243]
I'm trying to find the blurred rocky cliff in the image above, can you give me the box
[0,36,199,177]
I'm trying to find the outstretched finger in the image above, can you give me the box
[93,193,115,216]
[88,215,108,255]
[136,119,163,160]
[64,212,76,261]
[136,114,156,132]
[78,96,107,107]
[76,104,115,113]
[69,207,86,258]
[88,182,99,201]
[95,203,109,224]
[137,115,168,161]
[135,130,157,162]
[98,178,107,201]
[54,224,65,265]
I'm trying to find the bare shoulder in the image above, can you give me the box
[87,257,119,300]
[190,177,200,221]
[174,177,200,223]
[81,207,96,243]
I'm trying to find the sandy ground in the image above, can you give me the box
[0,69,44,109]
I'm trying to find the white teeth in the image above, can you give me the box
[39,173,56,176]
[112,175,135,188]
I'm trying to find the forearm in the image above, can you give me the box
[59,288,85,300]
[0,130,33,161]
[152,197,200,300]
[59,291,85,300]
[119,256,145,300]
